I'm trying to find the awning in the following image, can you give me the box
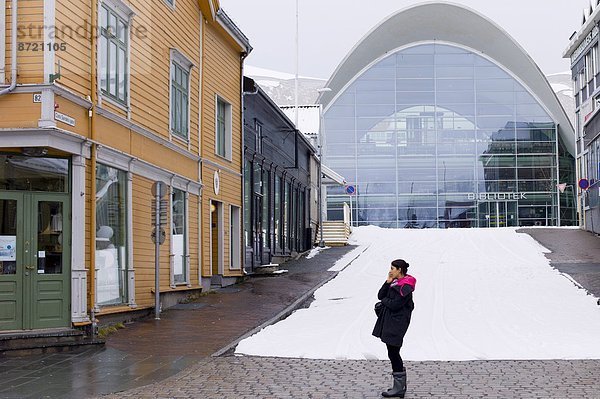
[322,164,346,186]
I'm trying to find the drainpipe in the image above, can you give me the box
[0,0,17,96]
[89,0,99,320]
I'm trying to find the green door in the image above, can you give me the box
[0,192,70,331]
[0,193,23,330]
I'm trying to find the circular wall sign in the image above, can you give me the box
[345,185,356,195]
[214,170,220,195]
[579,178,590,190]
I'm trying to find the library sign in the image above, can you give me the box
[467,192,527,201]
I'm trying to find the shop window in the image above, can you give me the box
[172,188,187,284]
[95,164,128,306]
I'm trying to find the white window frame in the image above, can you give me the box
[98,0,135,111]
[215,95,233,160]
[229,205,241,270]
[586,51,594,83]
[0,0,6,84]
[592,43,600,76]
[169,48,194,144]
[254,119,263,153]
[94,162,130,307]
[170,186,189,286]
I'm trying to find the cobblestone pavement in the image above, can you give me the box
[94,229,600,399]
[98,356,600,399]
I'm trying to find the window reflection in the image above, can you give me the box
[323,43,576,228]
[95,164,128,306]
[0,155,68,192]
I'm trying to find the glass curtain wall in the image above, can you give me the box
[323,43,575,228]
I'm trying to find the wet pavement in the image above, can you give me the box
[518,228,600,298]
[98,357,600,399]
[0,245,359,399]
[2,228,600,398]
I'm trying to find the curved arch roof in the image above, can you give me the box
[319,2,575,155]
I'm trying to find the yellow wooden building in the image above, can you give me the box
[0,0,250,333]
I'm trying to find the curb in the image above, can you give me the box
[211,244,369,357]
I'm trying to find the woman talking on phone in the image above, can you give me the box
[372,259,416,398]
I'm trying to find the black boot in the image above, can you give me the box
[381,369,407,398]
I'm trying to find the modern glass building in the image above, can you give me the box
[319,3,576,228]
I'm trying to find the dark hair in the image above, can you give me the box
[391,259,409,276]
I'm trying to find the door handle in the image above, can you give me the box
[25,265,35,270]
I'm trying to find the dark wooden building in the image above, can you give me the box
[243,77,319,271]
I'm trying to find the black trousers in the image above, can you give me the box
[386,344,404,372]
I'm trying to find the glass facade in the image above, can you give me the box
[323,43,576,228]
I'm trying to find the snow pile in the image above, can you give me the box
[236,227,600,361]
[306,246,329,259]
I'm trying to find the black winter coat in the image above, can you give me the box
[372,278,415,347]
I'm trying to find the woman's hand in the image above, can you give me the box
[386,271,394,283]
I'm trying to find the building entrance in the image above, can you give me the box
[478,201,518,228]
[0,192,71,331]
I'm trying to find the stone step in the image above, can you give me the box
[0,328,104,355]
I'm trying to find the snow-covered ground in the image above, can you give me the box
[235,226,600,361]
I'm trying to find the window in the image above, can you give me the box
[244,159,251,247]
[262,169,270,248]
[586,51,594,83]
[99,2,130,105]
[216,97,232,158]
[230,206,241,269]
[255,120,263,153]
[172,188,187,284]
[284,181,290,250]
[593,44,599,76]
[95,164,128,305]
[170,49,193,140]
[164,0,175,8]
[274,175,281,250]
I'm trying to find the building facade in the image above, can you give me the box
[564,3,600,234]
[318,3,576,229]
[242,77,317,271]
[0,0,249,334]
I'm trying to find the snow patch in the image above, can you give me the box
[236,227,600,361]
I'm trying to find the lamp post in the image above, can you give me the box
[316,88,331,247]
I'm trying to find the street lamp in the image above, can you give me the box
[316,87,331,247]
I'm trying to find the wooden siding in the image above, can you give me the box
[0,93,40,127]
[0,0,247,318]
[127,0,201,154]
[95,114,198,180]
[131,174,166,307]
[201,21,242,170]
[188,193,200,284]
[200,20,244,277]
[4,0,45,84]
[55,0,92,96]
[201,163,242,277]
[131,174,202,307]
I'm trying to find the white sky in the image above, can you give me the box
[236,227,600,361]
[220,0,590,79]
